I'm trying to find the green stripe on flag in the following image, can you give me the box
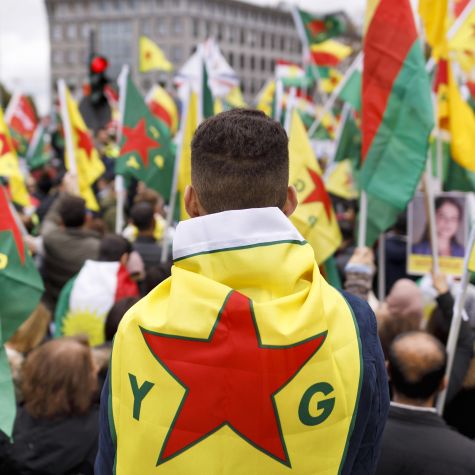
[360,41,433,210]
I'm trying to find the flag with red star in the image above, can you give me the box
[0,107,31,207]
[109,215,363,473]
[295,8,347,45]
[0,184,43,437]
[59,83,105,211]
[288,109,342,264]
[116,75,175,201]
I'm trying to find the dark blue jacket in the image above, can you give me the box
[95,291,389,474]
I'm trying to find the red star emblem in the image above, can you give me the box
[0,133,12,156]
[142,291,326,466]
[302,167,333,222]
[0,186,25,264]
[121,118,161,168]
[307,19,326,37]
[75,128,94,160]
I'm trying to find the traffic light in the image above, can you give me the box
[89,55,108,106]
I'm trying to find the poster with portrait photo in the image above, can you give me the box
[407,192,468,277]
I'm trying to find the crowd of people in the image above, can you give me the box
[1,107,475,474]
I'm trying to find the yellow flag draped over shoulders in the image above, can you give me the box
[110,208,362,474]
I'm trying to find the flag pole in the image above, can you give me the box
[57,79,79,195]
[378,233,386,301]
[307,52,363,138]
[357,190,368,248]
[436,224,475,414]
[160,83,191,263]
[424,157,440,273]
[274,79,284,123]
[283,87,297,134]
[115,65,129,235]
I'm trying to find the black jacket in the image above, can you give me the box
[376,404,475,475]
[0,406,99,475]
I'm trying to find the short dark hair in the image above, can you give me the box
[130,202,155,231]
[191,109,289,213]
[143,262,172,295]
[388,332,447,400]
[98,234,131,262]
[435,196,463,217]
[104,297,140,341]
[59,195,86,228]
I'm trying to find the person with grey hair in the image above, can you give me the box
[376,331,475,475]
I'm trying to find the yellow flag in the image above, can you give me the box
[288,110,342,264]
[469,240,475,272]
[0,108,30,207]
[419,0,448,59]
[256,80,275,117]
[325,160,358,201]
[139,36,173,73]
[61,84,105,211]
[177,91,199,221]
[449,6,475,53]
[226,86,247,108]
[448,63,475,173]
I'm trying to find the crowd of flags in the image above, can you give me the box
[1,0,475,435]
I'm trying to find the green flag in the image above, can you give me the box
[334,111,361,165]
[116,75,175,201]
[202,60,214,120]
[0,185,44,436]
[296,8,347,44]
[338,69,361,112]
[26,125,52,171]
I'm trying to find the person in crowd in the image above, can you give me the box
[96,109,389,474]
[376,331,475,475]
[412,196,465,258]
[377,279,424,358]
[130,201,163,269]
[141,262,172,296]
[54,234,140,346]
[0,337,99,475]
[41,194,101,311]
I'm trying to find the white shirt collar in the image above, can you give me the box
[390,401,438,414]
[173,207,304,261]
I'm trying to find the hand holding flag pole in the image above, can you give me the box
[436,223,475,414]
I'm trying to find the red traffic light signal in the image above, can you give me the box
[90,56,108,74]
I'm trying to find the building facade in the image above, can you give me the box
[45,0,305,101]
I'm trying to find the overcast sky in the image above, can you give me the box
[0,0,366,114]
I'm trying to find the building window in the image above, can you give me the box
[250,56,255,70]
[98,21,133,78]
[239,28,245,45]
[52,25,63,41]
[260,33,265,48]
[216,23,223,41]
[192,18,199,38]
[260,57,266,72]
[172,18,182,34]
[143,19,152,35]
[53,51,64,65]
[239,54,245,69]
[171,46,182,63]
[67,24,77,40]
[81,24,90,40]
[157,20,167,36]
[228,51,234,67]
[280,36,285,51]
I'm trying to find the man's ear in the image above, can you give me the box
[282,185,298,217]
[184,185,207,218]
